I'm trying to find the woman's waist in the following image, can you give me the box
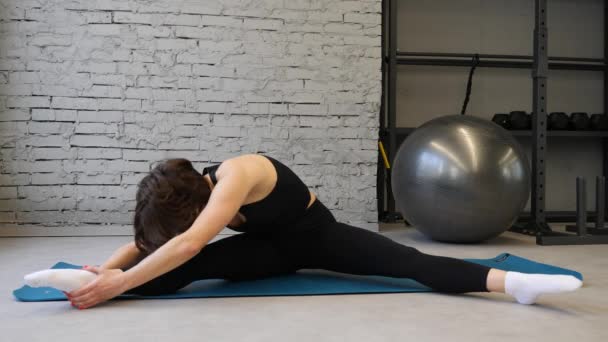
[233,198,335,234]
[281,196,335,224]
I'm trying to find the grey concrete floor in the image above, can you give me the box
[1,224,606,342]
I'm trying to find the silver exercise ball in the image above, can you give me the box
[391,115,530,243]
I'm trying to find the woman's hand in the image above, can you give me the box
[66,266,128,310]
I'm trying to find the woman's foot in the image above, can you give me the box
[503,271,583,304]
[24,269,97,292]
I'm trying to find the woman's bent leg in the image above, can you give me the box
[277,222,492,294]
[124,232,298,296]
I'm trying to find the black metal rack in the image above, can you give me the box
[379,0,608,245]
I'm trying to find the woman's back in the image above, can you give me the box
[202,154,314,233]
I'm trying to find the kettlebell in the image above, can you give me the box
[569,112,590,131]
[492,113,510,129]
[509,111,531,130]
[548,112,569,130]
[590,113,608,130]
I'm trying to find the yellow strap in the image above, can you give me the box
[378,141,391,169]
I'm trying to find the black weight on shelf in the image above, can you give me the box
[491,113,510,129]
[509,111,531,130]
[590,113,608,130]
[548,112,569,130]
[569,112,590,130]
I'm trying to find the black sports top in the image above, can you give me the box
[202,155,312,232]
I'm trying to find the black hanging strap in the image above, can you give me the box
[460,54,480,115]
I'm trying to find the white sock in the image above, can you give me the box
[24,269,97,292]
[504,271,583,305]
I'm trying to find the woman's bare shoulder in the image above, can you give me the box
[214,153,270,180]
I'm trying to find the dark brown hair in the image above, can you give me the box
[133,158,211,255]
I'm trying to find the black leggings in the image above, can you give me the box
[124,199,492,296]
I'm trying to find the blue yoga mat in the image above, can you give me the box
[13,253,583,302]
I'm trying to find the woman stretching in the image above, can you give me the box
[63,154,581,309]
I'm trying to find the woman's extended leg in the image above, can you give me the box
[123,232,298,296]
[274,221,492,293]
[273,220,582,303]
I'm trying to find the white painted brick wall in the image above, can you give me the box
[0,0,381,232]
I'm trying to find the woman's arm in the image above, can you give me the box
[100,241,144,271]
[121,162,252,292]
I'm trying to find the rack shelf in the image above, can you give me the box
[389,211,604,224]
[391,127,608,138]
[396,51,606,71]
[510,130,608,137]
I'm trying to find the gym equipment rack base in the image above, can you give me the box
[511,223,608,246]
